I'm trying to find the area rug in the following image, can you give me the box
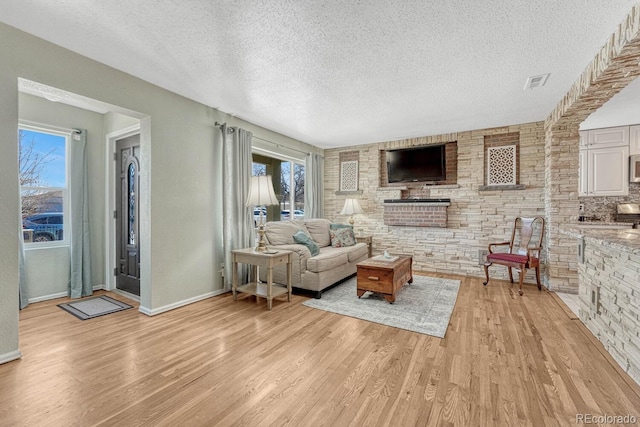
[58,295,133,320]
[302,275,460,338]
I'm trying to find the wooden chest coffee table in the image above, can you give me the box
[356,255,413,303]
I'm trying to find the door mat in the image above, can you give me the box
[58,295,133,320]
[303,275,460,338]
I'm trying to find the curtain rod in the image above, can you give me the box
[214,121,234,133]
[252,135,310,156]
[215,121,311,156]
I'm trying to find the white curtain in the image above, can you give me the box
[222,124,255,288]
[69,129,92,298]
[305,153,324,218]
[19,211,28,309]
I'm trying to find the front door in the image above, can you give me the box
[115,134,141,296]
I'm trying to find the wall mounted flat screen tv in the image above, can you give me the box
[386,144,446,183]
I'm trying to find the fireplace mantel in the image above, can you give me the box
[383,198,451,204]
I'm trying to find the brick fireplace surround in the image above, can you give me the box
[383,199,450,228]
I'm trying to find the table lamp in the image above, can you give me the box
[246,175,279,252]
[340,198,364,226]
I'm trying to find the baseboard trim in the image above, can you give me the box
[28,291,67,304]
[27,284,106,304]
[138,288,228,316]
[0,350,23,365]
[113,289,140,303]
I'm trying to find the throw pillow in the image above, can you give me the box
[329,223,353,230]
[330,227,356,248]
[293,230,320,256]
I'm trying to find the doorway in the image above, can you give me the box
[115,133,141,296]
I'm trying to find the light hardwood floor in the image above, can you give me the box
[2,274,640,426]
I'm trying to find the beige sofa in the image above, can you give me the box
[260,218,368,298]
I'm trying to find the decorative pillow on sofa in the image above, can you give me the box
[330,226,356,248]
[293,230,320,256]
[330,223,353,229]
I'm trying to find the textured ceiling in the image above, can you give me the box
[1,1,638,148]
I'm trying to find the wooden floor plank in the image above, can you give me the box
[1,275,640,426]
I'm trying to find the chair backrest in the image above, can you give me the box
[509,217,544,255]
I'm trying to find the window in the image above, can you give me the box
[19,125,69,244]
[252,162,267,176]
[251,155,305,221]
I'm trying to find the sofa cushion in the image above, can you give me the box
[347,243,368,262]
[293,230,319,256]
[278,243,311,271]
[330,226,356,248]
[303,218,332,247]
[265,220,306,246]
[306,248,349,273]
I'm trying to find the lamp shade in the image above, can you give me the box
[340,198,364,215]
[245,175,279,207]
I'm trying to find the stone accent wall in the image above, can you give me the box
[578,240,640,384]
[383,202,449,227]
[324,122,546,280]
[339,151,359,163]
[543,129,581,292]
[544,4,640,293]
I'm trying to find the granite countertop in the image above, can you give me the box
[574,221,633,227]
[559,225,640,255]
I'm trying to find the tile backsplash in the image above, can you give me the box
[579,182,640,220]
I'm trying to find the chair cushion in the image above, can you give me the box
[293,230,319,256]
[487,253,537,265]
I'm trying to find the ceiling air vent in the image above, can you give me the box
[523,73,550,90]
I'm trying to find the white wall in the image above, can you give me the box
[0,67,20,362]
[0,22,320,362]
[21,247,70,302]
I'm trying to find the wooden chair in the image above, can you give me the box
[483,216,544,295]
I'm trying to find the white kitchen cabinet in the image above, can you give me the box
[586,145,629,196]
[579,126,629,197]
[630,125,640,155]
[578,149,588,196]
[587,126,629,148]
[579,131,589,148]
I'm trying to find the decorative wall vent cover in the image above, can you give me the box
[487,145,516,185]
[340,160,359,191]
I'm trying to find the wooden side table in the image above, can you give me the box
[231,248,292,310]
[355,234,373,258]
